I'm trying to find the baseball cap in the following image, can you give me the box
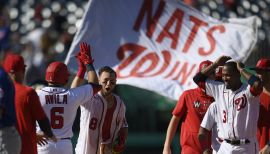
[250,58,270,71]
[3,53,26,73]
[199,60,213,72]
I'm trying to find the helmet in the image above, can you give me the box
[45,62,69,85]
[199,60,213,72]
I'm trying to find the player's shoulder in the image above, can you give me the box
[182,89,194,95]
[16,83,35,93]
[208,102,217,109]
[182,87,200,96]
[113,94,126,106]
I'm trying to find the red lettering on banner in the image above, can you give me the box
[116,43,197,85]
[156,9,184,49]
[172,62,196,84]
[131,52,159,76]
[133,0,226,56]
[133,0,165,38]
[165,61,180,78]
[147,51,171,77]
[182,16,208,53]
[199,25,225,56]
[116,43,146,78]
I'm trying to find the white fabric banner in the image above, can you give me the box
[65,0,258,100]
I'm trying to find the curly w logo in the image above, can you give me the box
[193,101,200,108]
[234,94,247,111]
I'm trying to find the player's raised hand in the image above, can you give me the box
[215,55,231,66]
[75,52,86,78]
[78,42,94,65]
[236,61,245,71]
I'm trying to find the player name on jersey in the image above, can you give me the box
[45,94,68,104]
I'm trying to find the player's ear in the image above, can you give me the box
[98,78,101,84]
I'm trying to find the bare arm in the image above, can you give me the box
[237,62,263,95]
[193,55,231,85]
[259,144,270,154]
[163,115,180,154]
[202,56,231,76]
[198,127,212,153]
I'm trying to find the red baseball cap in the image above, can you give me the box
[199,60,213,72]
[3,53,26,73]
[250,58,270,71]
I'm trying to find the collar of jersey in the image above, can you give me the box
[40,86,67,93]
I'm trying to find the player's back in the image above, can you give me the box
[36,85,93,139]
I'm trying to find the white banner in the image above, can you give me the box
[65,0,258,100]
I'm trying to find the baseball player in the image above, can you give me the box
[163,60,215,154]
[250,58,270,154]
[199,102,222,153]
[193,55,263,153]
[3,53,56,154]
[36,42,101,154]
[71,63,128,154]
[0,66,21,154]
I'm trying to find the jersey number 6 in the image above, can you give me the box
[51,107,64,129]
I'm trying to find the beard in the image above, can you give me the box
[224,82,232,89]
[101,87,114,96]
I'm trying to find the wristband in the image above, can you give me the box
[86,64,95,71]
[247,75,259,86]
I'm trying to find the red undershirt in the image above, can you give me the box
[102,97,117,141]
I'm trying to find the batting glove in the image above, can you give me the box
[78,42,94,65]
[75,52,86,78]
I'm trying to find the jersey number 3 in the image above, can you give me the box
[51,107,64,129]
[223,110,227,123]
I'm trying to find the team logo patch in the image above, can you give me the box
[234,94,247,111]
[193,101,200,108]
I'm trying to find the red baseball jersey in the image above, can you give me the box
[257,92,270,150]
[173,87,214,153]
[14,82,47,154]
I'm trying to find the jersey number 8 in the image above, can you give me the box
[51,107,64,129]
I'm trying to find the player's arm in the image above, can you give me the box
[30,90,56,142]
[37,118,57,142]
[193,56,231,87]
[236,62,263,96]
[71,42,101,94]
[163,115,180,154]
[198,127,212,154]
[70,49,86,88]
[112,127,128,153]
[199,103,216,153]
[259,141,270,154]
